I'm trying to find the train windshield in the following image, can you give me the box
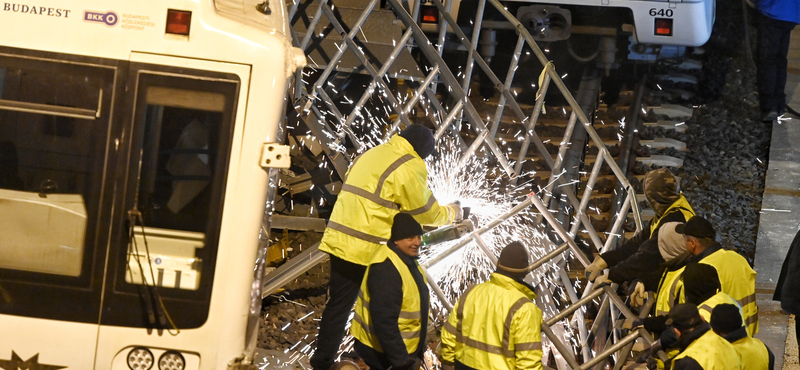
[0,50,241,328]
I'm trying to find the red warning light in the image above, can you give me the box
[166,9,192,35]
[654,18,673,36]
[421,5,439,23]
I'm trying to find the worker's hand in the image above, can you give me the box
[442,364,455,370]
[659,328,679,349]
[593,273,611,288]
[629,280,646,309]
[584,256,607,282]
[447,202,463,221]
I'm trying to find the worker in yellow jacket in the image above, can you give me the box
[663,304,742,370]
[676,216,759,336]
[586,169,695,288]
[680,263,743,323]
[351,213,429,370]
[440,241,543,370]
[710,304,775,370]
[312,124,459,370]
[643,263,742,333]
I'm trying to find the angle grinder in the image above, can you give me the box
[421,206,475,246]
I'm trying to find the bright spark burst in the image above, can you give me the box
[420,137,566,321]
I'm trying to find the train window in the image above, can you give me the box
[0,58,111,278]
[123,71,237,295]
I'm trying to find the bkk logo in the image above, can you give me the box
[83,10,118,26]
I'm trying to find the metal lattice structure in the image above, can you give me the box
[260,0,665,367]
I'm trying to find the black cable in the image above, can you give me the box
[127,210,180,335]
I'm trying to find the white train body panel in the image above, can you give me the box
[507,0,715,46]
[0,0,302,369]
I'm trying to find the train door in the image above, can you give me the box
[94,53,249,370]
[0,48,121,369]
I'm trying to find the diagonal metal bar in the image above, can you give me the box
[512,71,551,178]
[425,90,468,150]
[459,0,487,95]
[557,265,591,363]
[569,152,605,238]
[433,99,464,140]
[487,34,526,140]
[421,193,538,269]
[422,267,454,311]
[296,104,352,178]
[312,88,366,151]
[541,323,581,369]
[540,111,579,206]
[296,0,327,51]
[526,186,591,267]
[384,0,516,177]
[386,65,444,138]
[601,188,634,254]
[343,27,415,130]
[307,0,379,89]
[317,2,416,131]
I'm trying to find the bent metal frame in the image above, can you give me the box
[256,0,664,367]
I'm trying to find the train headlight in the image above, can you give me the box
[158,351,185,370]
[127,347,154,370]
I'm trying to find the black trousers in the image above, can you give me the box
[310,255,367,370]
[757,13,797,114]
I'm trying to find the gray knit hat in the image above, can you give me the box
[658,222,686,261]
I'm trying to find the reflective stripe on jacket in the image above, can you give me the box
[698,291,742,322]
[351,246,426,354]
[732,336,771,370]
[673,330,743,369]
[701,250,759,336]
[440,273,543,370]
[320,135,454,265]
[649,195,695,235]
[656,267,685,316]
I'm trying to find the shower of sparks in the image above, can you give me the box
[285,10,649,364]
[420,137,575,324]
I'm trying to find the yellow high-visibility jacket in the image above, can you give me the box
[655,249,758,336]
[351,246,426,354]
[440,273,543,370]
[672,329,742,370]
[697,291,742,322]
[700,249,758,336]
[320,135,455,265]
[656,266,685,316]
[731,336,771,370]
[649,195,695,235]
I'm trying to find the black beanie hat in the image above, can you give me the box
[666,303,703,331]
[675,216,716,240]
[399,124,436,159]
[496,241,529,279]
[391,213,423,241]
[710,303,744,334]
[682,262,721,305]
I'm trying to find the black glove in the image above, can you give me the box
[646,354,659,370]
[660,328,679,349]
[643,315,669,333]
